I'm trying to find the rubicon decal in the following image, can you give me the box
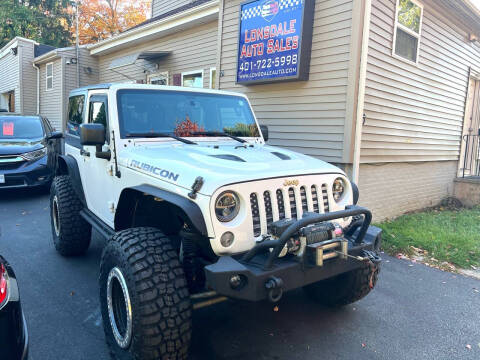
[129,160,179,182]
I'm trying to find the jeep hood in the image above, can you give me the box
[119,142,344,195]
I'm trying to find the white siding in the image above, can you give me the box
[39,59,63,131]
[218,0,354,163]
[152,0,193,18]
[362,0,480,163]
[19,41,37,115]
[0,48,20,113]
[97,20,218,89]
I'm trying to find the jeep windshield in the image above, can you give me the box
[117,89,260,139]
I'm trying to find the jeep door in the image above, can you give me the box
[80,93,116,225]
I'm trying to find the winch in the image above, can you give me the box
[270,213,344,258]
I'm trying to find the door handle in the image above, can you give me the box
[80,149,90,157]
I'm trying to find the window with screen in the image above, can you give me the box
[182,71,203,88]
[67,95,85,136]
[46,63,53,90]
[393,0,423,63]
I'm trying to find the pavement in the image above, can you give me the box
[0,188,479,360]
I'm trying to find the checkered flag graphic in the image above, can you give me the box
[241,0,303,20]
[279,0,301,10]
[241,5,262,20]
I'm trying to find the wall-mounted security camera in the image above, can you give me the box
[66,59,71,65]
[10,47,17,56]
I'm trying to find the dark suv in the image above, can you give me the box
[0,115,62,189]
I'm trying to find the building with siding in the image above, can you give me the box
[85,0,480,220]
[3,0,480,221]
[0,37,54,114]
[33,47,99,131]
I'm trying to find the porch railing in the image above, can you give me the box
[461,133,480,178]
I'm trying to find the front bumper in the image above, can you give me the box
[205,206,382,302]
[0,155,52,189]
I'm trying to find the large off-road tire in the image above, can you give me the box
[50,175,91,256]
[99,227,192,360]
[303,261,380,307]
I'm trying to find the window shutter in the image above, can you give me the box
[173,73,181,86]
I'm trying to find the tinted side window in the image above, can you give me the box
[67,95,85,136]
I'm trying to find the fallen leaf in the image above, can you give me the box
[273,306,279,312]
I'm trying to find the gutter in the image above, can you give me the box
[88,0,219,55]
[33,63,40,114]
[33,50,60,64]
[352,0,372,184]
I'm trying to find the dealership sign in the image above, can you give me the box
[237,0,315,84]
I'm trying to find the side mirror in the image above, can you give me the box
[260,125,269,142]
[80,123,105,146]
[46,131,63,140]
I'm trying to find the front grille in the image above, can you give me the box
[0,178,26,187]
[250,182,331,238]
[0,156,25,171]
[321,184,330,212]
[250,193,261,237]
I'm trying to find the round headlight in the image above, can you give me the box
[332,178,346,202]
[215,191,240,222]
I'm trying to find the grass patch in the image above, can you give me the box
[377,207,480,269]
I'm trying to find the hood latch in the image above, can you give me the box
[188,176,204,199]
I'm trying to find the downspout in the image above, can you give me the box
[352,0,372,184]
[33,63,40,114]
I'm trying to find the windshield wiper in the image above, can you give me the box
[125,132,197,145]
[192,131,247,144]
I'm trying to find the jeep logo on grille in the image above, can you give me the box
[283,179,299,187]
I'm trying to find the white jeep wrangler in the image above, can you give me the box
[50,83,382,360]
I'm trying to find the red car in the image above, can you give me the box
[0,255,28,359]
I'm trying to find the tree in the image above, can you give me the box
[0,0,73,48]
[76,0,150,44]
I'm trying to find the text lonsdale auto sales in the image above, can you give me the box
[237,0,315,84]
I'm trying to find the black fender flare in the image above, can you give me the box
[56,155,87,206]
[115,185,208,237]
